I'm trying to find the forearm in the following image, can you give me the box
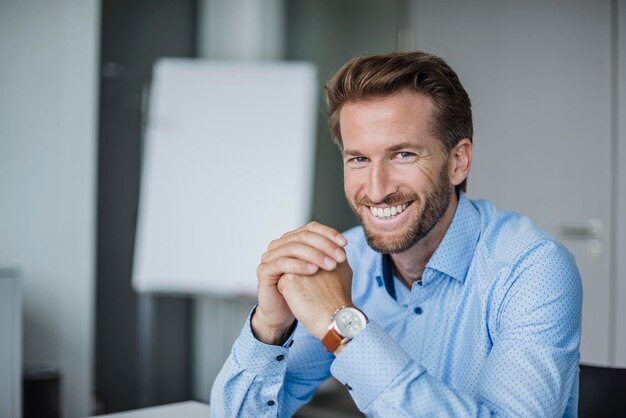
[210,309,296,417]
[331,321,576,417]
[331,321,491,416]
[210,311,332,418]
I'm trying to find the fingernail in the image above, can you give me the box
[334,248,346,262]
[336,235,347,246]
[324,257,337,269]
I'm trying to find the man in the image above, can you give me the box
[211,51,582,417]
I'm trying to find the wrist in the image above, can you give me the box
[251,308,295,345]
[321,306,367,354]
[332,341,348,357]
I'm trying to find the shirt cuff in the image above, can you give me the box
[330,320,421,410]
[232,307,296,377]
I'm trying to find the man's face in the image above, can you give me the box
[341,91,453,254]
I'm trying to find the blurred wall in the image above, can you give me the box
[0,1,99,417]
[96,0,197,412]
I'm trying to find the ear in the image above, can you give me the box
[448,139,472,187]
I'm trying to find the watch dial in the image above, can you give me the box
[335,308,366,338]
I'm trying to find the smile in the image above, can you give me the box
[368,202,412,220]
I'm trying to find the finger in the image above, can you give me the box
[257,257,319,283]
[262,241,339,271]
[268,229,346,263]
[281,221,347,247]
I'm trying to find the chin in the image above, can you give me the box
[363,228,420,254]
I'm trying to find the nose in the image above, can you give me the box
[367,162,397,203]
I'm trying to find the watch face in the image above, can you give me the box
[335,308,367,338]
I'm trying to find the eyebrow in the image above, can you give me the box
[343,142,427,156]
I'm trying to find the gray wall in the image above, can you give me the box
[96,0,197,412]
[0,1,99,417]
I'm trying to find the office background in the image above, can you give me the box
[1,1,625,417]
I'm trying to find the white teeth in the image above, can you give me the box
[369,202,411,219]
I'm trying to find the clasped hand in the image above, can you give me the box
[252,222,353,345]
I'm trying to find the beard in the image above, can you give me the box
[348,167,452,254]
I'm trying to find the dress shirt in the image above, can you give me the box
[210,193,582,417]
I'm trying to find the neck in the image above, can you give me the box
[391,191,459,288]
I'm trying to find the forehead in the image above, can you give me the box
[339,91,437,150]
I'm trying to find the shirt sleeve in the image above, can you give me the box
[210,308,334,417]
[331,240,582,417]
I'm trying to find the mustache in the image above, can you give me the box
[358,193,418,207]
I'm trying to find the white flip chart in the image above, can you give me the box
[133,59,318,296]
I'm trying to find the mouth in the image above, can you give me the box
[367,201,413,221]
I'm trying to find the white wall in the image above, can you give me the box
[0,1,99,417]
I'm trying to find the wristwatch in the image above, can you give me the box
[321,306,368,353]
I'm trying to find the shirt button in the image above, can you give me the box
[414,306,423,315]
[344,383,352,391]
[276,354,285,361]
[288,340,294,347]
[267,400,275,406]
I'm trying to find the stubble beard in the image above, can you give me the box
[348,168,452,254]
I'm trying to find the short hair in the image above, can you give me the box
[325,51,473,193]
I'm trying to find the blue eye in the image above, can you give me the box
[347,156,368,166]
[396,151,415,160]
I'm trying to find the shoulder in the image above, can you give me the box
[469,199,582,330]
[469,198,580,298]
[472,198,563,266]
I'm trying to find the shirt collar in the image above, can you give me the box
[424,192,481,284]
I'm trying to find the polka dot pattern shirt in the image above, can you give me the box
[210,193,582,417]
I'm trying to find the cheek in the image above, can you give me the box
[343,171,361,199]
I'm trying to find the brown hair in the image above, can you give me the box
[325,51,473,192]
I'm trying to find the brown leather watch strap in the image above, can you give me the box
[321,328,343,352]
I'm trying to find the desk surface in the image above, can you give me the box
[89,401,209,418]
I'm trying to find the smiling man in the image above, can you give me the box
[211,51,582,417]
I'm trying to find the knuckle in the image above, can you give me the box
[277,274,294,292]
[267,238,280,250]
[286,241,302,252]
[282,273,296,283]
[256,264,265,278]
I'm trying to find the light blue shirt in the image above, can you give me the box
[211,193,582,417]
